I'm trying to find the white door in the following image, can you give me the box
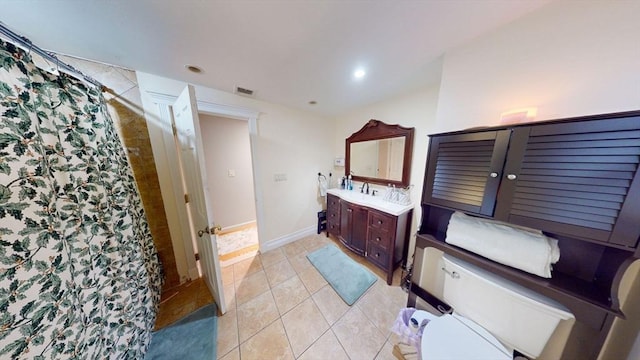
[172,85,226,314]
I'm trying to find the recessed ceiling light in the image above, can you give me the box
[185,64,203,73]
[354,68,366,79]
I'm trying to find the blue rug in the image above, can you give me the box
[307,244,377,305]
[146,303,217,359]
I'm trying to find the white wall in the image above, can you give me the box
[137,72,335,271]
[333,86,441,262]
[200,114,256,228]
[436,0,640,132]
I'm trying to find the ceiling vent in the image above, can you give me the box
[235,86,255,97]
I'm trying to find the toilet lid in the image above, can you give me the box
[421,314,511,360]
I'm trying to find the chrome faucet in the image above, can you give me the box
[360,182,370,194]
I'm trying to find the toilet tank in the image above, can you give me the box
[442,255,574,359]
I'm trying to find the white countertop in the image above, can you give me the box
[327,188,414,216]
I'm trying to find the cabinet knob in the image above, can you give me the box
[347,208,353,212]
[376,237,381,242]
[507,174,517,180]
[489,172,499,178]
[377,220,383,225]
[375,253,380,258]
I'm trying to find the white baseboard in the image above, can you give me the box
[221,220,257,232]
[260,225,316,253]
[188,267,200,281]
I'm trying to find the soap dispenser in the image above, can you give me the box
[348,174,353,190]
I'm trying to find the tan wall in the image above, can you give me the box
[57,55,180,292]
[199,114,257,228]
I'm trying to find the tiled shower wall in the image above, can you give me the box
[58,55,181,292]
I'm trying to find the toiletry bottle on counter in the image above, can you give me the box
[348,175,353,190]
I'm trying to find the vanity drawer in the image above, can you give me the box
[327,209,340,222]
[367,243,390,269]
[368,228,392,250]
[369,210,395,232]
[327,220,340,236]
[327,194,341,211]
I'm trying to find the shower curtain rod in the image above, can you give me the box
[0,22,103,88]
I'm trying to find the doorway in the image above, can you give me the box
[199,113,259,267]
[144,89,263,296]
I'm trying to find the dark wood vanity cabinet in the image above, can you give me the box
[327,193,412,284]
[327,194,341,237]
[366,209,411,284]
[416,111,640,359]
[339,201,368,255]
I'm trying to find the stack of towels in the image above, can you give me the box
[445,212,560,278]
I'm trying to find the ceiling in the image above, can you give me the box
[1,1,551,116]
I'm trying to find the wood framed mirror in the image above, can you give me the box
[345,120,415,187]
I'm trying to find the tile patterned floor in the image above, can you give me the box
[154,276,215,330]
[217,233,408,360]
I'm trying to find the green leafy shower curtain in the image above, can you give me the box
[0,39,162,358]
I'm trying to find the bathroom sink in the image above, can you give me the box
[327,188,413,216]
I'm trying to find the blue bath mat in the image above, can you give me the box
[307,244,377,305]
[146,303,217,359]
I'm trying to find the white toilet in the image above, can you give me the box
[419,255,574,359]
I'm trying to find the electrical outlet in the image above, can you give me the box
[274,173,287,182]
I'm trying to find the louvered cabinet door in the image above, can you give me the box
[495,117,640,248]
[423,130,511,216]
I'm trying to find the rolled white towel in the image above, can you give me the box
[445,212,560,278]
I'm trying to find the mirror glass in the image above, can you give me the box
[350,137,405,181]
[345,120,414,187]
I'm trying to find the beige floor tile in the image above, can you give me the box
[222,265,234,286]
[216,308,239,359]
[298,266,328,294]
[260,248,286,267]
[332,306,387,360]
[374,339,398,360]
[271,275,310,315]
[356,289,399,336]
[281,298,330,357]
[283,240,307,258]
[371,280,409,309]
[239,320,294,360]
[234,270,270,305]
[223,284,236,311]
[288,251,312,274]
[297,329,349,360]
[233,256,262,281]
[264,259,296,287]
[300,234,331,252]
[237,291,280,342]
[219,347,240,360]
[312,285,349,325]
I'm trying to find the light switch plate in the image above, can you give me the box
[274,173,287,182]
[228,169,236,177]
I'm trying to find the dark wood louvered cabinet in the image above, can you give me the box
[423,113,640,251]
[416,110,640,360]
[494,118,640,248]
[423,130,511,216]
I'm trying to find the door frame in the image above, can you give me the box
[146,91,263,281]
